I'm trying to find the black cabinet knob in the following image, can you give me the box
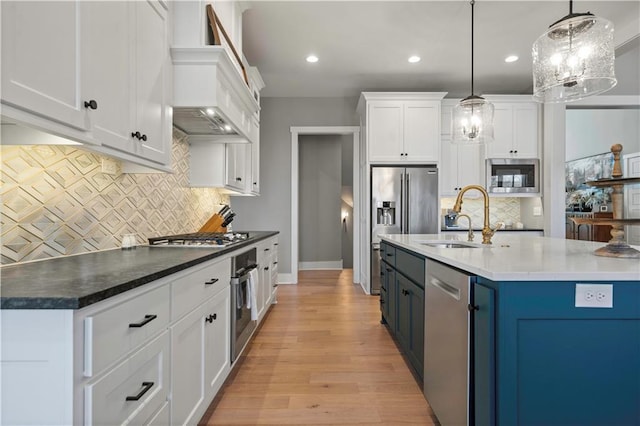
[84,100,98,110]
[236,177,242,181]
[141,134,147,142]
[131,131,141,139]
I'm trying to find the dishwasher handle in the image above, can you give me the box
[429,277,461,301]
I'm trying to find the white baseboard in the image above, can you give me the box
[298,260,343,270]
[277,273,296,284]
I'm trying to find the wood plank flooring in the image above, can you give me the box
[199,270,438,425]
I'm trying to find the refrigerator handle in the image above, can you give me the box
[405,173,410,233]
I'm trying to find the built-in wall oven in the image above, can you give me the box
[230,248,257,363]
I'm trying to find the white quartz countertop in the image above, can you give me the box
[380,234,640,281]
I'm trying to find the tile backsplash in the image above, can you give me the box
[1,134,228,264]
[441,197,523,228]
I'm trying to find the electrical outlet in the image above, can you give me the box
[575,284,613,308]
[533,206,542,216]
[101,158,118,175]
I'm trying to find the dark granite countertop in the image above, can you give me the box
[0,231,278,310]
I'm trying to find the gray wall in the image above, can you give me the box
[299,135,342,264]
[231,97,359,276]
[341,135,354,268]
[566,109,640,161]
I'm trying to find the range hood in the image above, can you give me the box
[171,46,261,143]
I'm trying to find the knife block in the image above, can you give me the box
[199,213,227,233]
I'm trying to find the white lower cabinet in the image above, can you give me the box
[0,238,278,425]
[170,286,230,426]
[84,331,170,426]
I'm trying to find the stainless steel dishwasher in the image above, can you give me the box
[424,259,472,426]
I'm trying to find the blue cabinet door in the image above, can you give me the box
[473,283,496,426]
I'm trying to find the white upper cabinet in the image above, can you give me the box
[440,138,485,197]
[189,142,253,195]
[484,96,540,159]
[1,1,89,132]
[1,0,171,169]
[358,93,446,163]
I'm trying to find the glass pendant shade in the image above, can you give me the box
[533,13,616,103]
[451,95,494,144]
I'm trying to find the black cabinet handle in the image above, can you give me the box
[264,266,269,271]
[205,313,217,323]
[273,261,278,265]
[264,248,270,251]
[401,289,410,296]
[205,278,219,285]
[84,100,98,110]
[274,243,278,246]
[125,382,154,401]
[468,304,479,311]
[129,314,157,328]
[386,253,393,257]
[131,131,141,139]
[253,182,257,185]
[380,300,385,304]
[236,177,242,181]
[386,268,392,272]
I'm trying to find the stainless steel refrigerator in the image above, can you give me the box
[370,166,438,294]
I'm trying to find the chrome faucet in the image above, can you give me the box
[454,214,474,242]
[453,185,501,244]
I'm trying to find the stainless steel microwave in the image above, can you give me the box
[486,158,540,195]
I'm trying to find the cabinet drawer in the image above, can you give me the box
[84,284,170,377]
[171,257,231,322]
[381,242,396,267]
[84,331,170,426]
[396,248,425,287]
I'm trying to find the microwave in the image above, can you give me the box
[486,158,540,195]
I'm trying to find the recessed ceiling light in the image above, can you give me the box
[224,124,232,132]
[505,55,519,63]
[408,55,421,63]
[205,108,215,117]
[306,55,319,63]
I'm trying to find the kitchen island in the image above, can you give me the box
[380,233,640,426]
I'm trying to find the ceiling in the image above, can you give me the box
[241,1,640,98]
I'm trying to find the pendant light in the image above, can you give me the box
[532,0,616,103]
[451,0,494,144]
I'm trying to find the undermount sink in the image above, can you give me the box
[417,240,483,249]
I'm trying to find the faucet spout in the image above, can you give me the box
[453,185,496,244]
[454,214,474,242]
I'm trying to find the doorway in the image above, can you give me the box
[290,126,361,289]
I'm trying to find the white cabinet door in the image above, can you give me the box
[171,303,206,426]
[203,288,231,402]
[486,105,513,158]
[440,139,459,196]
[440,139,484,197]
[368,102,403,162]
[132,0,169,164]
[81,1,132,151]
[225,144,248,192]
[1,1,87,130]
[457,144,484,189]
[251,123,260,195]
[486,102,539,159]
[513,104,539,158]
[403,101,440,162]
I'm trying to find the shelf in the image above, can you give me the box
[586,177,640,188]
[570,218,640,226]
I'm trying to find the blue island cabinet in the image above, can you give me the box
[380,241,425,379]
[473,278,640,426]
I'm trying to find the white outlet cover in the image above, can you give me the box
[575,283,613,308]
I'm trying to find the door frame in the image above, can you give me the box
[290,126,361,287]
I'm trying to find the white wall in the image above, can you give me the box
[231,97,359,276]
[566,109,640,161]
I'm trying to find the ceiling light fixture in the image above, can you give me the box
[451,0,494,144]
[532,0,616,103]
[306,55,319,63]
[408,55,421,63]
[505,55,519,63]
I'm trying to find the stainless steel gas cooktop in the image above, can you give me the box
[148,232,250,248]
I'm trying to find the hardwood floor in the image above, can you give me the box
[200,270,438,425]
